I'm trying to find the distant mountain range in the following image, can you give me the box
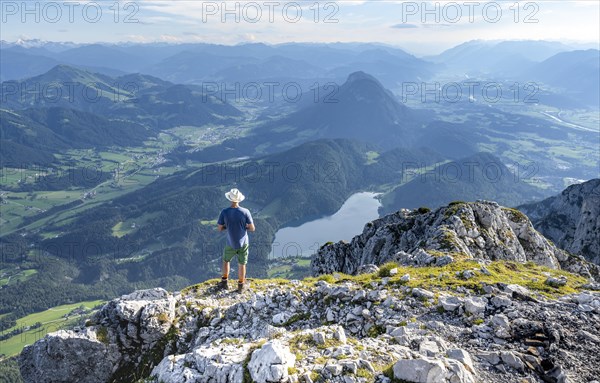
[3,39,596,84]
[0,65,243,166]
[169,71,434,163]
[430,40,572,75]
[3,40,597,111]
[524,49,600,107]
[0,41,435,87]
[1,65,242,127]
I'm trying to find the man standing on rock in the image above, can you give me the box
[217,188,255,292]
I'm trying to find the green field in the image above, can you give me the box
[267,257,311,279]
[0,269,38,287]
[0,300,105,358]
[0,137,184,237]
[112,221,133,238]
[365,151,380,165]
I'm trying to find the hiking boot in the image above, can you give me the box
[237,281,249,293]
[217,278,229,290]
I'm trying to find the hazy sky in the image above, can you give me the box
[1,0,599,55]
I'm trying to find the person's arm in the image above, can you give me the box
[246,211,255,232]
[217,211,226,231]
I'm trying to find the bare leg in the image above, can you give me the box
[238,264,246,283]
[222,261,230,279]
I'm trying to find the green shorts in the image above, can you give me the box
[223,244,249,265]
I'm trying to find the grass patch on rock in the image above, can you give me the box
[182,259,587,301]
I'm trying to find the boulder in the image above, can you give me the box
[152,344,250,383]
[545,276,567,287]
[248,340,296,383]
[19,328,120,383]
[464,297,487,316]
[393,357,447,383]
[447,348,475,373]
[439,296,463,311]
[501,351,525,372]
[356,264,379,275]
[413,288,435,300]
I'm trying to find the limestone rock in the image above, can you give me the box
[447,349,475,373]
[464,297,487,316]
[393,357,447,383]
[248,340,296,383]
[439,296,463,312]
[312,201,591,276]
[520,178,600,266]
[19,328,120,383]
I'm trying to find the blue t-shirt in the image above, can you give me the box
[217,207,253,249]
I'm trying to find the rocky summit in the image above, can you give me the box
[312,200,599,280]
[18,201,600,383]
[18,270,600,383]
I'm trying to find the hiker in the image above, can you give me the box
[217,188,255,292]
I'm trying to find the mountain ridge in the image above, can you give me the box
[519,179,600,265]
[380,152,545,213]
[313,200,598,280]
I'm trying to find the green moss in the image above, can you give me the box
[386,260,585,298]
[438,229,458,250]
[316,274,336,284]
[293,351,304,360]
[502,207,528,223]
[473,318,484,325]
[417,207,431,214]
[444,201,465,217]
[96,326,109,345]
[346,337,365,351]
[366,324,386,338]
[313,356,326,365]
[280,312,311,327]
[288,333,315,353]
[378,262,399,278]
[459,213,474,230]
[356,367,374,378]
[220,337,243,346]
[157,312,170,324]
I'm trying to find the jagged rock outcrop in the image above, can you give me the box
[312,201,599,280]
[519,179,600,265]
[19,277,600,383]
[19,328,120,383]
[19,288,177,383]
